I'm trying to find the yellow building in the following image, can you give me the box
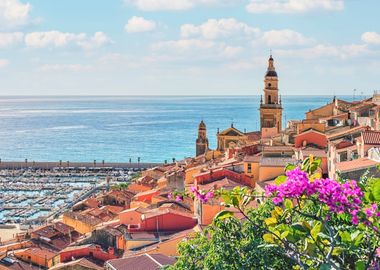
[62,212,101,235]
[217,125,248,151]
[260,55,283,138]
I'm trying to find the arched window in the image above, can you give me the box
[268,95,272,104]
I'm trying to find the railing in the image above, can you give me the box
[260,103,282,109]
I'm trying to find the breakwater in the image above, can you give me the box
[0,161,162,170]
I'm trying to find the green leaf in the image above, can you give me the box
[339,231,351,243]
[285,163,296,172]
[355,260,366,270]
[274,206,283,216]
[280,231,289,239]
[263,233,275,243]
[284,199,293,209]
[274,175,287,185]
[291,223,308,233]
[213,210,234,222]
[373,179,380,201]
[311,222,322,239]
[319,263,332,270]
[332,247,344,256]
[265,217,277,226]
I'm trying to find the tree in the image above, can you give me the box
[170,157,380,270]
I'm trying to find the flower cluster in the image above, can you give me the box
[190,186,214,203]
[266,168,364,223]
[265,168,310,204]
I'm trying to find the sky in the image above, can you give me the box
[0,0,379,95]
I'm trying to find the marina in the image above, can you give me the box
[0,167,136,226]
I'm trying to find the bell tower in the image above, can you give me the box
[196,120,209,156]
[260,54,283,134]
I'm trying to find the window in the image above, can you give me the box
[268,95,272,104]
[247,163,252,173]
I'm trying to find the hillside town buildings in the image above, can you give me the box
[0,55,380,269]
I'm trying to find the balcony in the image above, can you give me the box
[260,103,282,109]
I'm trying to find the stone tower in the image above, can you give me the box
[196,120,209,156]
[260,55,283,134]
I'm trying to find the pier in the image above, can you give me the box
[0,161,162,170]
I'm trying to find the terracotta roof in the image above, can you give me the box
[260,157,297,167]
[63,212,102,226]
[106,253,175,270]
[142,208,195,220]
[198,178,241,191]
[49,258,103,270]
[60,244,95,253]
[327,126,369,140]
[243,155,261,163]
[128,183,151,193]
[363,131,380,145]
[336,158,379,173]
[294,128,326,137]
[245,131,261,141]
[15,247,56,260]
[300,147,327,158]
[262,145,294,152]
[319,113,348,121]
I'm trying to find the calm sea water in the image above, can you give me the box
[0,95,358,163]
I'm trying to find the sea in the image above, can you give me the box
[0,95,359,163]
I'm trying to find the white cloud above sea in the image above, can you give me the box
[125,16,157,33]
[0,0,31,29]
[246,0,344,14]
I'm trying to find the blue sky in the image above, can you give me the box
[0,0,379,95]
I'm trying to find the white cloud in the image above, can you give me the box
[0,58,9,68]
[0,0,31,28]
[246,0,344,14]
[361,32,380,45]
[125,0,232,11]
[77,32,113,50]
[37,64,93,72]
[125,16,156,33]
[181,18,259,39]
[0,32,23,48]
[257,29,312,47]
[24,31,112,50]
[276,43,368,60]
[152,39,242,59]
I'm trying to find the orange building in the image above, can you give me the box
[14,247,59,268]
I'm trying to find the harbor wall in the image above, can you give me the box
[0,161,162,170]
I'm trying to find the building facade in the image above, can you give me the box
[196,120,209,156]
[260,55,283,137]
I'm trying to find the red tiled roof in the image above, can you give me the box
[245,131,261,141]
[300,147,327,158]
[336,158,379,173]
[142,208,195,220]
[107,253,175,270]
[15,247,57,260]
[363,131,380,145]
[327,126,369,140]
[50,258,103,270]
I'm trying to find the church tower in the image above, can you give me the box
[196,120,209,156]
[260,55,283,134]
